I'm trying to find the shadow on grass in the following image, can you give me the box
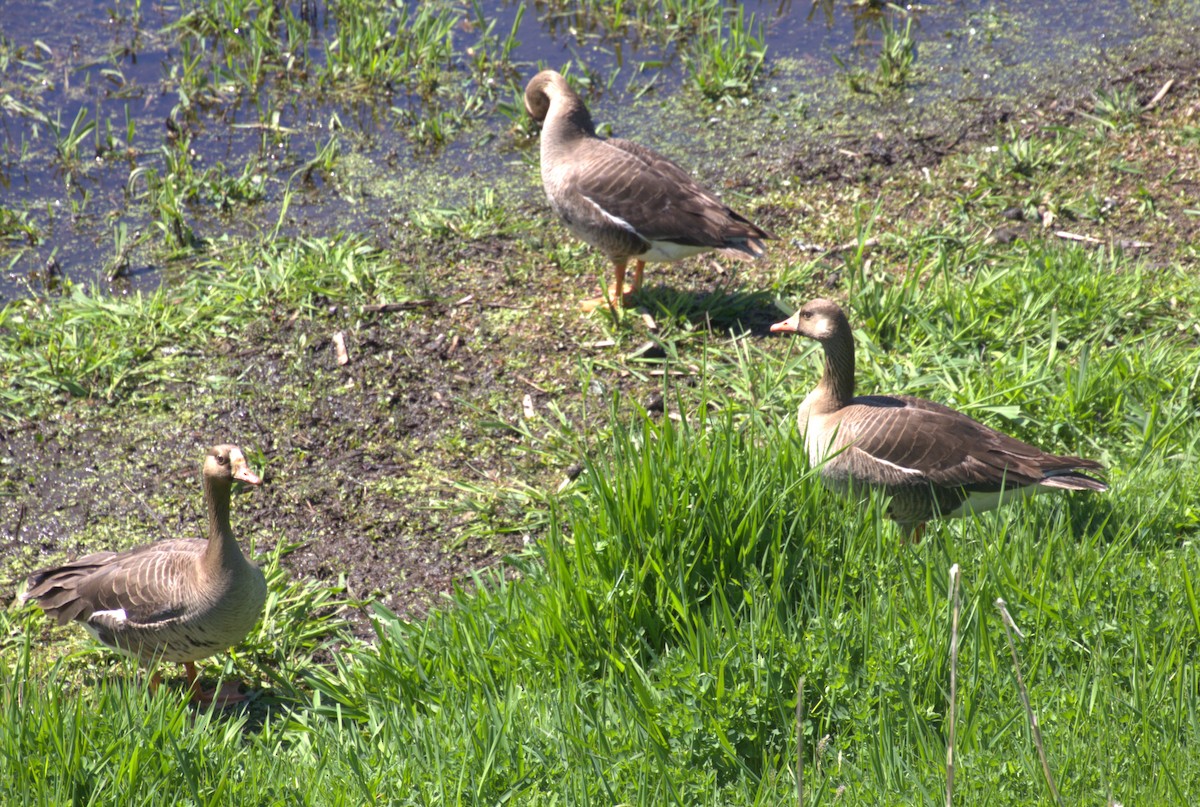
[632,283,787,336]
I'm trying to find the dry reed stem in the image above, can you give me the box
[996,597,1062,806]
[946,564,961,807]
[796,675,806,807]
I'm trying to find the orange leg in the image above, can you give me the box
[630,259,645,293]
[580,260,637,312]
[184,661,251,707]
[611,260,626,308]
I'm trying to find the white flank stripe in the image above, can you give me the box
[581,195,640,235]
[860,451,925,477]
[90,608,128,625]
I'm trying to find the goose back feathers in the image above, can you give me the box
[771,299,1107,534]
[524,69,773,307]
[25,444,267,667]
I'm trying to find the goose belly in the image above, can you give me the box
[86,618,235,664]
[942,484,1046,519]
[638,240,710,263]
[85,582,266,664]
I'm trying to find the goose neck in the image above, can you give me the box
[203,475,244,572]
[545,99,596,145]
[816,332,856,411]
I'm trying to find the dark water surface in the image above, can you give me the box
[0,0,1195,300]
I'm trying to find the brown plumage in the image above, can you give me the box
[771,299,1107,538]
[24,444,267,703]
[524,69,774,311]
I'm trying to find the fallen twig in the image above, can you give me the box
[626,340,661,361]
[516,374,551,394]
[1054,231,1103,244]
[362,299,437,313]
[797,676,806,807]
[996,598,1062,806]
[122,480,171,542]
[333,331,349,366]
[1055,231,1153,250]
[649,365,699,377]
[1143,78,1174,111]
[947,565,962,807]
[10,504,25,547]
[825,236,880,256]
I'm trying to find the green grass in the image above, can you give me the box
[3,33,1200,805]
[833,10,918,95]
[876,15,916,91]
[0,236,403,416]
[682,6,768,102]
[3,225,1199,801]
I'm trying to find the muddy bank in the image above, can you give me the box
[3,46,1198,634]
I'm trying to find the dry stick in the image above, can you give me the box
[516,374,551,395]
[361,299,436,313]
[1143,78,1174,111]
[824,236,881,256]
[1054,230,1104,245]
[796,675,806,807]
[13,503,25,543]
[995,598,1063,806]
[3,504,27,552]
[946,564,962,807]
[121,480,172,542]
[332,331,349,366]
[1055,231,1153,250]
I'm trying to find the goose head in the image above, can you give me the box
[523,70,561,123]
[523,70,596,136]
[204,444,261,487]
[769,298,849,343]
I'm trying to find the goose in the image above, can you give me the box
[524,69,774,312]
[24,444,267,704]
[770,299,1107,539]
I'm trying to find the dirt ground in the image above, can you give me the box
[3,49,1198,635]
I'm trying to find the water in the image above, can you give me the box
[0,0,1194,300]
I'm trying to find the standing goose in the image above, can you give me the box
[524,69,774,312]
[24,444,267,704]
[771,299,1107,539]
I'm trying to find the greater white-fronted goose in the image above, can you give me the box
[24,444,267,704]
[524,69,774,312]
[771,299,1107,539]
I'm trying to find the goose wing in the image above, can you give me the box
[555,137,770,253]
[27,539,205,628]
[832,396,1104,492]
